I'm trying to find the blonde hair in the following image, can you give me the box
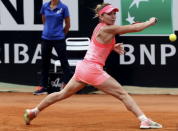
[94,3,111,18]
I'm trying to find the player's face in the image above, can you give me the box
[101,11,116,25]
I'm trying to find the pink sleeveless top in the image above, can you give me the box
[84,23,115,66]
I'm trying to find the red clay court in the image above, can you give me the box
[0,92,177,131]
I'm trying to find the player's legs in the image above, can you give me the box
[24,76,86,125]
[95,76,143,117]
[37,76,86,111]
[94,76,162,129]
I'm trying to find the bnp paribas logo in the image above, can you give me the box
[121,0,173,35]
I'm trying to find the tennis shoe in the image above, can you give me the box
[33,86,47,95]
[24,109,36,125]
[140,119,162,129]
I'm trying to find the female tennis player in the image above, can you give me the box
[24,3,162,129]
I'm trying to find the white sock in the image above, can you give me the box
[138,114,148,122]
[31,107,40,115]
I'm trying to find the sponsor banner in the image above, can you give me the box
[0,40,176,66]
[0,34,177,86]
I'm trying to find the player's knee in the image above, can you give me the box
[59,89,72,99]
[116,90,128,101]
